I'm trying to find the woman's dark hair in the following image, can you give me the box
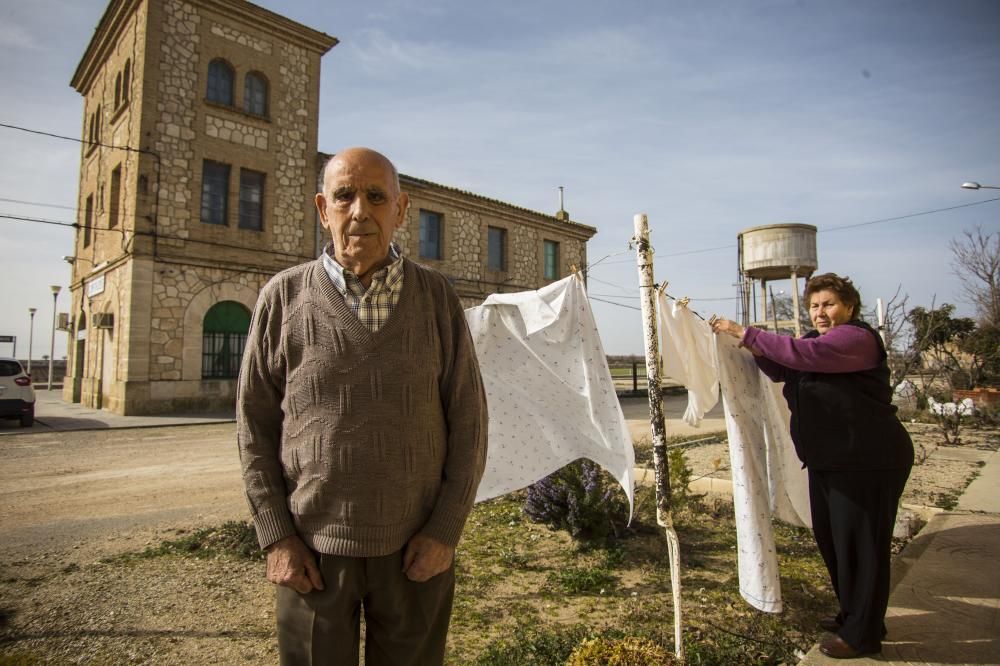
[804,273,861,319]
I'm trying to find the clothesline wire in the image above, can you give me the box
[587,295,642,312]
[585,274,636,294]
[584,247,633,272]
[584,271,732,320]
[587,287,715,321]
[589,292,640,300]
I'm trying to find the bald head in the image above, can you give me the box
[316,146,409,286]
[322,147,400,198]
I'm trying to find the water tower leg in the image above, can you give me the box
[759,279,768,330]
[791,270,802,337]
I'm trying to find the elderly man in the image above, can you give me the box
[237,147,488,665]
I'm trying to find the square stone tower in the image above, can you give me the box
[67,0,337,413]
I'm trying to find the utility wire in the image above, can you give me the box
[0,197,77,212]
[0,121,151,156]
[0,212,311,261]
[0,213,76,228]
[593,196,1000,265]
[820,196,1000,232]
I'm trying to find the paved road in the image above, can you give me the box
[0,393,722,561]
[0,423,247,559]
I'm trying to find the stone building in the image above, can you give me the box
[65,0,596,415]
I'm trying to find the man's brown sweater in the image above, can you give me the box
[237,257,488,556]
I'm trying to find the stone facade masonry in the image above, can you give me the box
[205,114,269,150]
[68,0,595,415]
[210,21,273,54]
[153,0,200,248]
[270,42,312,256]
[392,175,594,308]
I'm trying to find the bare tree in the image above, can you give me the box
[950,226,1000,326]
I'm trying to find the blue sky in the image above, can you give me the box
[1,0,998,359]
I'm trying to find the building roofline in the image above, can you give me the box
[71,0,338,94]
[317,151,597,236]
[71,0,142,94]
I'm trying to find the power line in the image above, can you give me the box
[0,212,311,261]
[0,121,152,156]
[0,197,77,212]
[820,196,1000,232]
[0,213,76,228]
[594,196,1000,264]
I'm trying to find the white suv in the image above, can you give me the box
[0,357,36,427]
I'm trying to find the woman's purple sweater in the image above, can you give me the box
[742,323,881,379]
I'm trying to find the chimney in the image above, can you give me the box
[555,186,569,221]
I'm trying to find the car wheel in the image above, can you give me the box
[20,406,34,428]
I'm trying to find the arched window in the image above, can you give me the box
[202,301,250,379]
[243,71,268,116]
[206,59,234,106]
[114,72,122,109]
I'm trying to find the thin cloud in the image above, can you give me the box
[0,23,40,50]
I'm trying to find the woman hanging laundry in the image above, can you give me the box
[710,273,913,660]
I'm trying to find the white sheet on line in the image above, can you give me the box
[465,275,635,518]
[715,334,811,613]
[657,294,720,426]
[655,297,810,614]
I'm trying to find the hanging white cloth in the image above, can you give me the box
[715,334,811,613]
[465,275,635,518]
[655,299,810,614]
[656,293,719,426]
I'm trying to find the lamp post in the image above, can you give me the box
[47,285,61,391]
[961,182,1000,190]
[27,308,37,375]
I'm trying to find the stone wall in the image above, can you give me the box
[396,177,593,304]
[153,0,200,248]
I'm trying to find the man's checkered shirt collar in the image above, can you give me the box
[321,242,403,296]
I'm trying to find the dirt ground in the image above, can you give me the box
[0,419,996,664]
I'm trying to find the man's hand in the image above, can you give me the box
[266,535,325,594]
[402,534,454,582]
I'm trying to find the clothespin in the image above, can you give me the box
[658,282,669,295]
[677,296,690,308]
[569,264,584,281]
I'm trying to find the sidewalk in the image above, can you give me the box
[800,448,1000,665]
[0,389,235,434]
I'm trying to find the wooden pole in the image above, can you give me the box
[633,213,684,661]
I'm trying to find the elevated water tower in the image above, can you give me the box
[737,223,818,336]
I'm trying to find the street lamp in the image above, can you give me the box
[961,182,1000,190]
[47,285,61,391]
[27,308,37,375]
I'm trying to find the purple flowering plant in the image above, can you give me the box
[524,459,628,544]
